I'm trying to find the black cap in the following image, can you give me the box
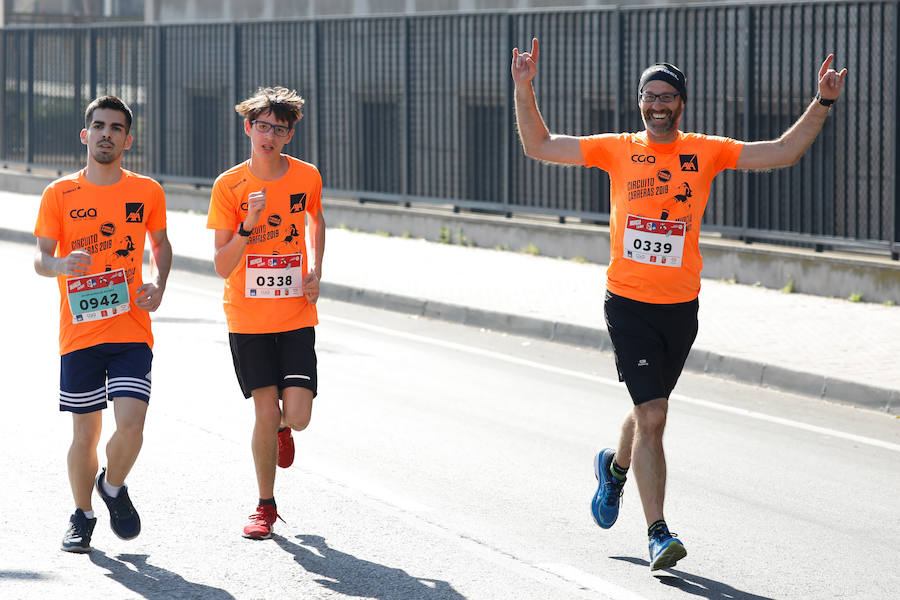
[638,63,687,103]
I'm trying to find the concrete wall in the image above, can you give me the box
[4,166,897,304]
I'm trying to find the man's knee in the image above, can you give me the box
[634,398,668,434]
[284,411,311,432]
[283,388,313,431]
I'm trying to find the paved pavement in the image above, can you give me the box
[3,189,898,413]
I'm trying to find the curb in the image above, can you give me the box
[6,225,897,415]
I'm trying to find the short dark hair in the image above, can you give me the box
[84,95,133,133]
[235,87,305,128]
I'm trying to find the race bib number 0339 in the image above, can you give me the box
[245,254,303,298]
[66,268,130,323]
[622,215,686,267]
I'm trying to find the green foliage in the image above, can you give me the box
[521,243,539,256]
[849,292,863,303]
[780,280,794,294]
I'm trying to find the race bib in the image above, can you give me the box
[622,215,686,267]
[245,254,303,298]
[66,269,130,324]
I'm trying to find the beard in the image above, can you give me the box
[642,102,683,138]
[90,148,119,164]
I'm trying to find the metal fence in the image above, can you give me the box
[1,2,897,257]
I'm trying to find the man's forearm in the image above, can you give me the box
[34,250,61,277]
[514,82,551,156]
[774,100,831,166]
[150,238,173,289]
[311,212,325,279]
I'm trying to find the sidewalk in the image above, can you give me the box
[3,189,898,414]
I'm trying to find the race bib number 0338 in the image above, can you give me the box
[622,215,686,267]
[66,268,130,323]
[245,254,303,298]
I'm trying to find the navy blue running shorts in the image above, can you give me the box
[59,342,153,413]
[604,291,698,405]
[228,327,317,399]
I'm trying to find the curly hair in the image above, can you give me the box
[234,86,305,128]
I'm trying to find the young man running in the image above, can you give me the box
[511,38,846,571]
[207,86,325,540]
[34,95,172,553]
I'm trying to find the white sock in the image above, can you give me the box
[102,476,123,498]
[82,510,95,519]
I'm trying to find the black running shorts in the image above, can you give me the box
[604,291,698,405]
[228,327,317,399]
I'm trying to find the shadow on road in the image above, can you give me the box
[610,556,776,600]
[89,551,235,599]
[0,571,46,580]
[274,533,466,599]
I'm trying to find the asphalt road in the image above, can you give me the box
[1,239,898,600]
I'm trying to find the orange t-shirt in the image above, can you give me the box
[34,169,167,355]
[581,132,743,303]
[207,156,322,334]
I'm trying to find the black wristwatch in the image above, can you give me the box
[815,92,834,107]
[237,222,252,237]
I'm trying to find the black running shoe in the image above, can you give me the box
[95,468,141,540]
[61,509,97,553]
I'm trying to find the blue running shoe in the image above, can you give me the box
[61,509,97,553]
[591,448,625,528]
[96,468,141,540]
[649,530,687,571]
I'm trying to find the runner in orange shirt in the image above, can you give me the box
[207,86,325,540]
[34,96,172,553]
[512,38,847,571]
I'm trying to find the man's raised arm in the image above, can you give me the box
[736,54,848,171]
[512,37,585,166]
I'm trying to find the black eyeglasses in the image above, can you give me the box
[638,92,680,104]
[250,119,292,137]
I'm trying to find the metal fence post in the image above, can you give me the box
[893,1,899,260]
[88,27,96,100]
[152,25,165,176]
[614,7,623,133]
[24,29,33,168]
[741,5,755,241]
[503,12,513,216]
[231,23,241,166]
[402,16,410,205]
[0,30,6,162]
[314,20,322,170]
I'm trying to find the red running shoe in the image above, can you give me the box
[242,505,284,539]
[277,427,295,468]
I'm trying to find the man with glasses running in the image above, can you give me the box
[207,86,325,539]
[511,38,846,571]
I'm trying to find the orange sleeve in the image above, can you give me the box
[207,177,238,231]
[711,136,744,171]
[34,184,61,242]
[307,168,322,215]
[580,134,622,169]
[146,179,167,232]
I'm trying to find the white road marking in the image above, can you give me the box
[539,563,652,600]
[168,282,900,454]
[319,313,900,454]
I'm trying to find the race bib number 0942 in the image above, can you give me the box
[66,268,130,323]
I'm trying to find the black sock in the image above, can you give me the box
[259,497,277,509]
[278,427,287,433]
[648,519,668,539]
[610,459,629,480]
